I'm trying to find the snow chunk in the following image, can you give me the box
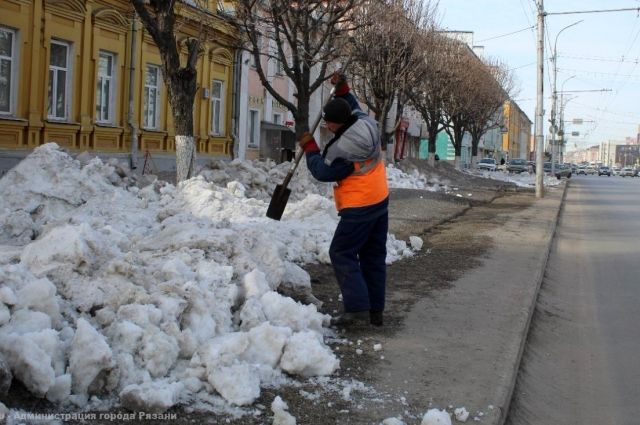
[421,408,451,425]
[0,304,9,326]
[271,396,296,425]
[260,292,327,332]
[243,269,271,299]
[0,334,55,396]
[46,374,71,403]
[120,381,184,413]
[0,286,17,306]
[208,363,260,406]
[409,236,423,251]
[241,323,292,368]
[69,318,113,395]
[280,331,339,377]
[454,407,469,422]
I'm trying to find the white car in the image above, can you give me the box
[620,167,636,177]
[477,158,497,172]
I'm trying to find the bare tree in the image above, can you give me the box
[130,0,206,182]
[234,0,368,138]
[439,40,481,169]
[466,58,516,167]
[405,31,451,166]
[350,0,436,157]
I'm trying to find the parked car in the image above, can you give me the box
[477,158,497,172]
[576,165,587,175]
[585,166,597,175]
[506,158,528,174]
[543,162,572,179]
[620,167,636,177]
[612,167,621,176]
[598,166,611,176]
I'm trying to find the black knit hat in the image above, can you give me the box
[322,98,352,124]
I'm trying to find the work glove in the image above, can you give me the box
[330,72,350,96]
[299,132,319,153]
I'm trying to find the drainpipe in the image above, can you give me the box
[128,12,139,170]
[231,48,243,159]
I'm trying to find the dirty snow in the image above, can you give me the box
[0,144,433,413]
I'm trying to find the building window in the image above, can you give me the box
[143,64,160,129]
[273,113,282,125]
[96,51,115,124]
[248,109,260,147]
[48,40,71,120]
[211,80,224,136]
[0,27,17,115]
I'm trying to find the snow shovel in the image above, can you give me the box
[266,87,337,221]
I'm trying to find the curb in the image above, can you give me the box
[496,180,570,425]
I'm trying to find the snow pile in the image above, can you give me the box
[200,157,438,200]
[0,144,421,412]
[466,168,562,188]
[386,164,440,191]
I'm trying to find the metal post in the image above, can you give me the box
[551,21,583,175]
[535,0,545,198]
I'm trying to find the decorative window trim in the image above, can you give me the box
[47,39,72,121]
[142,64,161,130]
[248,108,260,148]
[96,50,116,124]
[0,26,18,116]
[210,79,225,136]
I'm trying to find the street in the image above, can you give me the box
[507,176,640,425]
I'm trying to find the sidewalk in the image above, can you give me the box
[372,184,566,423]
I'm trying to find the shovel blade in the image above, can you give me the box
[266,184,291,220]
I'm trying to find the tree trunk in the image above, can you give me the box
[169,75,197,183]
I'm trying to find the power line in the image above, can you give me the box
[546,7,640,16]
[476,25,535,42]
[558,54,640,64]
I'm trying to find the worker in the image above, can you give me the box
[298,74,388,327]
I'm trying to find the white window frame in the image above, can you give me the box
[96,51,116,124]
[248,109,260,148]
[0,27,18,116]
[210,79,224,136]
[273,113,282,125]
[143,64,161,130]
[48,39,72,121]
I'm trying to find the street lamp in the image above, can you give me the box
[550,20,583,174]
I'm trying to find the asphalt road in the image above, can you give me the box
[507,175,640,425]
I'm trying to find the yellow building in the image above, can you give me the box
[502,100,533,160]
[0,0,239,163]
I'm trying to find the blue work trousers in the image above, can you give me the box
[329,212,388,313]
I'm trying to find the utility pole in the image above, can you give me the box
[535,0,545,198]
[550,20,583,176]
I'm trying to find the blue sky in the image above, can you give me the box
[437,0,640,150]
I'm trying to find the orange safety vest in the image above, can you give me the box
[334,157,389,211]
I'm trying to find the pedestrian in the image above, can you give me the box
[298,73,389,327]
[500,157,506,166]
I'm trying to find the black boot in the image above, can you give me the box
[330,311,370,327]
[370,310,383,326]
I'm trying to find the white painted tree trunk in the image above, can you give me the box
[427,152,436,167]
[471,155,479,168]
[175,135,195,183]
[454,156,462,170]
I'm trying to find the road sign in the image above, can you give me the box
[572,118,583,125]
[571,131,580,136]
